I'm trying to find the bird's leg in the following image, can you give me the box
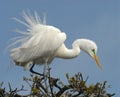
[44,63,46,77]
[43,58,49,93]
[30,64,43,76]
[43,59,48,78]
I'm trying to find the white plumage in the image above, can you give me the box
[10,11,101,70]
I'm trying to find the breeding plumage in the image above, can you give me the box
[10,11,101,71]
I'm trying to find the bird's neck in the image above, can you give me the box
[55,44,80,59]
[55,39,90,59]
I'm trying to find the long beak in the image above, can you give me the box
[94,54,102,69]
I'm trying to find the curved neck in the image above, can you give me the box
[55,44,80,59]
[56,39,92,59]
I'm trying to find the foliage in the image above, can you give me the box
[0,68,115,97]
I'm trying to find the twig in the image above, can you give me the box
[56,85,73,97]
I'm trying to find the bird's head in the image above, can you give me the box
[79,39,102,69]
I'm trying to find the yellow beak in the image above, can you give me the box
[94,54,102,69]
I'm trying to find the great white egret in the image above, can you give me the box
[10,11,101,75]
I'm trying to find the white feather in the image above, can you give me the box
[10,11,101,69]
[10,11,66,66]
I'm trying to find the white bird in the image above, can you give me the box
[10,11,101,75]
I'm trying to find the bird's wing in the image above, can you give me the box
[10,29,66,62]
[10,11,66,63]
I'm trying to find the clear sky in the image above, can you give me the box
[0,0,120,96]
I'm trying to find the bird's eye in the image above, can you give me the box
[92,49,96,54]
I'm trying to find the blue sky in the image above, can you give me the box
[0,0,120,96]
